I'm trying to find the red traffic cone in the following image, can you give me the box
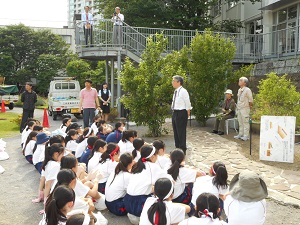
[1,101,6,113]
[42,108,50,128]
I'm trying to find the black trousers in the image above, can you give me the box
[172,110,188,154]
[83,26,93,46]
[20,109,34,133]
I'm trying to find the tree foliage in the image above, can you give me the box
[188,30,236,124]
[252,73,300,123]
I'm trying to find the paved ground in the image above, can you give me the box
[0,108,300,224]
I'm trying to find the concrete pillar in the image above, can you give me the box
[105,60,109,83]
[117,50,122,117]
[110,58,114,107]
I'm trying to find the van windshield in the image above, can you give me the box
[55,83,76,90]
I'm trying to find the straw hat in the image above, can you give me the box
[229,170,268,202]
[224,89,233,96]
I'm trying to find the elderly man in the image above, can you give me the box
[234,77,253,141]
[112,7,124,45]
[212,89,236,135]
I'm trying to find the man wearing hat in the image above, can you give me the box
[79,79,101,128]
[224,170,268,225]
[212,89,236,135]
[20,82,37,133]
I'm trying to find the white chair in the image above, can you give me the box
[225,105,238,135]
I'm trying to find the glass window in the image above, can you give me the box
[288,6,297,20]
[55,83,61,89]
[62,83,69,89]
[278,9,287,23]
[69,83,75,89]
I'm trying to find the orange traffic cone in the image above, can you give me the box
[42,108,50,128]
[1,101,6,113]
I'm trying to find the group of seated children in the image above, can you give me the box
[21,116,268,225]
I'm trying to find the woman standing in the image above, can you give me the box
[98,83,111,122]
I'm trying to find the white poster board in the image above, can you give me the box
[260,116,295,163]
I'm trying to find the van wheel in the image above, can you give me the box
[48,107,53,116]
[8,103,14,110]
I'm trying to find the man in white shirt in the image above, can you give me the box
[111,7,124,45]
[171,76,192,154]
[234,77,253,141]
[81,6,94,46]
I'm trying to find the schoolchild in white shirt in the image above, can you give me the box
[75,128,94,159]
[167,149,205,205]
[132,138,144,163]
[179,192,228,225]
[60,118,72,134]
[33,132,50,173]
[153,140,171,170]
[66,213,91,225]
[88,139,107,173]
[91,114,102,136]
[65,129,79,155]
[22,131,38,164]
[21,120,36,147]
[95,143,120,194]
[118,130,137,155]
[105,152,133,216]
[140,177,190,225]
[124,144,168,224]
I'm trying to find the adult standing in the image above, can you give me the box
[111,7,124,45]
[234,77,253,141]
[20,82,37,133]
[212,89,236,135]
[79,79,101,128]
[81,6,94,46]
[98,82,111,122]
[171,76,192,154]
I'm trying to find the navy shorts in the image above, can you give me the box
[34,162,43,174]
[172,183,193,205]
[105,198,127,216]
[98,182,106,194]
[123,194,151,217]
[25,155,33,164]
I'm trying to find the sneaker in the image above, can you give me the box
[234,135,242,139]
[241,136,249,141]
[94,212,108,225]
[127,213,140,225]
[212,130,218,134]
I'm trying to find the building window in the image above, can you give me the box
[212,0,221,17]
[272,4,298,54]
[227,0,237,9]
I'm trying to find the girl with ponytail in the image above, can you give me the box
[95,143,120,194]
[191,162,228,209]
[22,131,38,164]
[140,178,190,225]
[39,185,75,225]
[87,139,107,173]
[21,120,36,147]
[118,130,137,155]
[65,129,79,155]
[75,127,94,159]
[153,140,171,170]
[179,193,227,225]
[124,144,168,224]
[79,136,98,166]
[105,153,133,216]
[167,149,205,205]
[132,138,144,163]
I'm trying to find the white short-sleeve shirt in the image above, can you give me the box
[172,167,197,199]
[118,140,134,155]
[44,161,60,182]
[127,162,168,196]
[179,216,228,225]
[75,139,88,158]
[32,144,45,165]
[74,179,90,198]
[224,195,266,225]
[191,176,228,206]
[105,171,131,202]
[88,152,102,173]
[140,197,186,225]
[91,122,98,136]
[24,140,36,156]
[133,151,141,162]
[66,140,78,152]
[156,155,171,170]
[95,160,118,183]
[21,128,32,145]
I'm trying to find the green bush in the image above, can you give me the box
[108,107,118,122]
[35,96,47,107]
[252,72,300,124]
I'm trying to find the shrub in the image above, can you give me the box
[108,107,118,122]
[252,72,300,124]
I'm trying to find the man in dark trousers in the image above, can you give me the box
[171,75,192,154]
[20,82,37,133]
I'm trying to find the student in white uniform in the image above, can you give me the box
[132,138,144,163]
[22,131,38,164]
[91,114,102,136]
[88,139,107,173]
[32,132,50,171]
[60,118,72,134]
[66,213,91,225]
[65,129,79,155]
[140,177,190,225]
[124,144,168,224]
[192,162,229,207]
[42,143,65,200]
[95,143,120,194]
[224,170,267,225]
[75,128,94,159]
[39,185,75,225]
[167,149,205,205]
[105,152,133,216]
[21,120,36,147]
[179,193,228,225]
[153,140,171,170]
[118,130,137,155]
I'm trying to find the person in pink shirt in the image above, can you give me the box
[79,79,101,128]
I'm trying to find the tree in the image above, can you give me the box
[0,24,70,84]
[188,30,236,124]
[212,19,244,33]
[252,73,300,124]
[120,33,185,136]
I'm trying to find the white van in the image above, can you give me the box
[48,77,81,120]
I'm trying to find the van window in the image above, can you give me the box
[69,83,75,89]
[55,83,61,89]
[62,83,69,89]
